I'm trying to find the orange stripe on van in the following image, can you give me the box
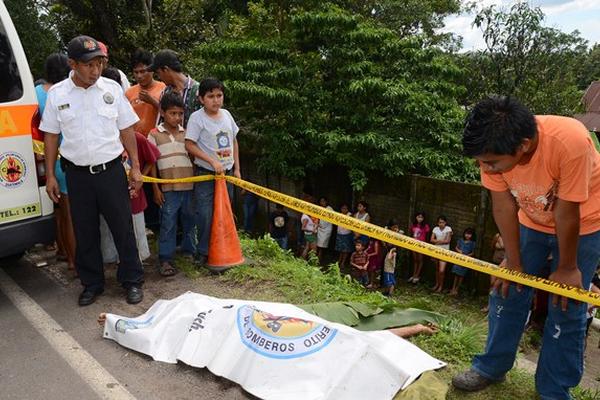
[0,104,38,138]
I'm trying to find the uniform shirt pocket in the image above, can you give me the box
[98,106,119,120]
[57,108,77,131]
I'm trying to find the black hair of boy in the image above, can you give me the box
[275,203,284,210]
[44,53,70,84]
[462,96,537,157]
[130,48,153,70]
[160,92,184,112]
[437,215,447,222]
[198,77,225,97]
[102,67,122,86]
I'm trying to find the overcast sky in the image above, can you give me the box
[444,0,600,51]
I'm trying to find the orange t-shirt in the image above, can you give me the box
[125,81,166,136]
[481,115,600,235]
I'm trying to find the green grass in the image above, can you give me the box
[178,235,598,400]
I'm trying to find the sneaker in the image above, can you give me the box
[407,277,415,283]
[452,369,505,392]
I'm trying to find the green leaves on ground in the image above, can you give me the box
[299,302,446,330]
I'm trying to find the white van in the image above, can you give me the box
[0,0,55,258]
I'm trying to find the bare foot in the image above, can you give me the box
[98,313,107,327]
[449,290,458,296]
[434,287,443,293]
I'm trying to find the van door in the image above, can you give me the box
[0,1,55,257]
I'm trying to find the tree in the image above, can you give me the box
[457,2,587,115]
[5,0,59,79]
[192,3,476,190]
[44,0,221,71]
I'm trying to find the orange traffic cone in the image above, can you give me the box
[206,178,245,272]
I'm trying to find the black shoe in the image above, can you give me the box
[78,288,104,306]
[126,286,143,304]
[194,254,208,267]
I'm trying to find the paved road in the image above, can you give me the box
[0,254,254,400]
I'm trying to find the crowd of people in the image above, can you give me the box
[39,35,239,306]
[34,32,600,400]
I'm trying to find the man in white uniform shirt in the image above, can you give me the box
[41,35,144,306]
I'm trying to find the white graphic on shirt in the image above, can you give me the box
[508,180,559,226]
[215,131,233,163]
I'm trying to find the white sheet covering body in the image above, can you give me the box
[103,292,445,400]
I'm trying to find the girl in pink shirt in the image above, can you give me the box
[408,212,430,284]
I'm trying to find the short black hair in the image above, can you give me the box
[150,49,182,72]
[160,92,184,111]
[44,53,70,84]
[198,77,225,97]
[437,215,447,223]
[463,96,537,157]
[464,227,475,240]
[130,48,153,70]
[102,67,122,86]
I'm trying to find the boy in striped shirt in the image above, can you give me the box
[148,93,195,276]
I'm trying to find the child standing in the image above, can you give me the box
[350,240,369,286]
[269,203,289,250]
[382,248,397,296]
[409,212,430,284]
[366,238,383,288]
[353,201,370,246]
[316,197,334,263]
[130,132,160,263]
[430,215,453,293]
[185,78,241,266]
[301,212,318,259]
[335,204,354,270]
[149,92,195,276]
[450,228,476,296]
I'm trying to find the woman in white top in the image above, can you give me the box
[316,197,334,263]
[430,215,453,293]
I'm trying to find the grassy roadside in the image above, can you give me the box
[176,235,599,400]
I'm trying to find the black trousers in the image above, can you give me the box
[64,161,143,291]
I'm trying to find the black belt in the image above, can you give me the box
[61,156,121,175]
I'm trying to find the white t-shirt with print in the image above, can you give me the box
[301,214,316,233]
[185,108,239,171]
[432,226,453,250]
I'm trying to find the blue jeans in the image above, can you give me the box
[243,193,259,233]
[473,225,600,400]
[194,168,233,257]
[273,235,288,250]
[158,190,195,262]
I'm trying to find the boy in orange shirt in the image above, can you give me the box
[125,49,165,136]
[453,96,600,400]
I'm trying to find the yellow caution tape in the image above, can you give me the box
[32,139,44,155]
[146,174,600,306]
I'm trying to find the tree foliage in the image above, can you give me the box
[5,0,59,79]
[457,2,587,115]
[191,3,476,189]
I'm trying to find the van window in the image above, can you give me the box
[0,18,24,103]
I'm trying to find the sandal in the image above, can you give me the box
[159,261,177,277]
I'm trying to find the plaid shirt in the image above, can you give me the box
[158,76,201,128]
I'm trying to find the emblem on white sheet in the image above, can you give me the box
[237,305,337,359]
